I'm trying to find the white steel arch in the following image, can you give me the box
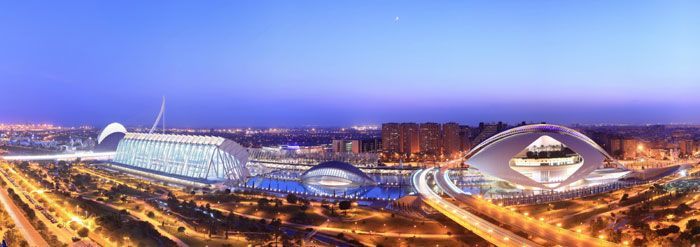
[97,122,128,144]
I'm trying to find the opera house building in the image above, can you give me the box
[466,124,629,190]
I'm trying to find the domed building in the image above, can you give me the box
[301,161,376,187]
[466,124,628,190]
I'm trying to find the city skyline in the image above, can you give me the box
[2,1,700,126]
[2,2,700,246]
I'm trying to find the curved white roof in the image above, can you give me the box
[113,132,249,183]
[97,122,128,144]
[466,124,620,189]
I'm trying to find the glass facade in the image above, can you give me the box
[113,133,249,183]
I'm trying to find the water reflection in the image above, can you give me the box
[244,171,412,200]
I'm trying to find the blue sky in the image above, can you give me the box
[1,1,699,127]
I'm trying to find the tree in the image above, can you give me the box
[286,193,298,204]
[676,203,691,214]
[178,226,186,233]
[258,198,270,208]
[77,227,89,238]
[147,211,155,218]
[339,200,352,215]
[339,201,352,210]
[620,193,629,202]
[274,199,282,208]
[668,225,680,234]
[633,238,645,247]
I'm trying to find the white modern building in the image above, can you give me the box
[466,124,628,190]
[98,123,250,185]
[300,161,376,187]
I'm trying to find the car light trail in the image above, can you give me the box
[412,168,539,247]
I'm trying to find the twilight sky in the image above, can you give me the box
[1,1,699,127]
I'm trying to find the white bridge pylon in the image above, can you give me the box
[149,96,165,134]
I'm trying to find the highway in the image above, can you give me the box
[411,168,539,247]
[0,173,50,247]
[434,167,617,247]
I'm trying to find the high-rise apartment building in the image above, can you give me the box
[459,125,472,152]
[442,122,461,158]
[419,122,441,155]
[381,123,401,153]
[400,123,421,154]
[621,138,639,160]
[609,138,622,158]
[382,122,474,159]
[679,140,695,157]
[472,123,499,146]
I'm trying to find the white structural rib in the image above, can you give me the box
[149,96,165,134]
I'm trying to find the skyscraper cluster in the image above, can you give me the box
[381,122,471,159]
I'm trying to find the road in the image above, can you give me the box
[434,167,617,247]
[0,173,50,247]
[412,168,539,247]
[212,204,453,239]
[1,163,106,246]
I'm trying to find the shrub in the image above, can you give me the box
[77,227,89,238]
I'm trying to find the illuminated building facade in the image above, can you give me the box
[300,161,376,187]
[442,122,461,158]
[419,122,441,155]
[112,132,249,184]
[401,123,421,154]
[381,123,401,153]
[466,124,625,189]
